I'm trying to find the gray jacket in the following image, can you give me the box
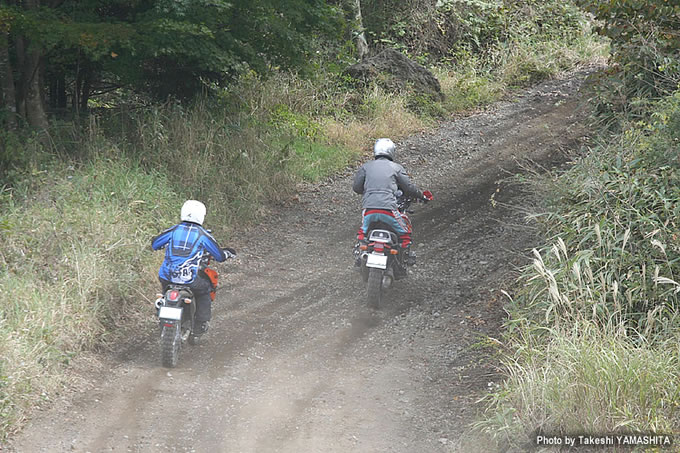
[353,158,422,210]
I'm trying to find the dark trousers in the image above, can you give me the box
[159,275,213,322]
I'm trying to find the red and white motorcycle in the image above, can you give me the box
[356,190,432,309]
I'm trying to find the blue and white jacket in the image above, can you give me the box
[152,221,226,284]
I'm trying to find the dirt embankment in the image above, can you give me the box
[7,71,592,453]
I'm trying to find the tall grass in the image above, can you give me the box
[513,94,680,335]
[433,18,608,114]
[498,28,608,88]
[80,71,429,238]
[0,159,182,436]
[479,88,680,448]
[478,320,680,445]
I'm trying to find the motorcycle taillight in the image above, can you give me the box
[168,290,180,301]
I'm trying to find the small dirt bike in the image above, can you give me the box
[357,191,432,309]
[154,251,228,368]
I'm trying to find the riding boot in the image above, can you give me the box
[393,247,407,279]
[197,321,209,334]
[404,244,417,266]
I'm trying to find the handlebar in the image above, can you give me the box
[202,247,236,266]
[396,190,433,213]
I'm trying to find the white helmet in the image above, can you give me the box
[374,138,396,160]
[181,200,206,225]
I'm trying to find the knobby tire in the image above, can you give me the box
[161,324,181,368]
[367,268,383,309]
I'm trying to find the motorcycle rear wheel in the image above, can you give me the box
[361,263,369,282]
[161,324,181,368]
[367,268,383,309]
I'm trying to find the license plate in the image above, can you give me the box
[158,306,182,321]
[366,253,387,269]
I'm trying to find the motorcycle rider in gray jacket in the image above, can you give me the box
[352,138,432,268]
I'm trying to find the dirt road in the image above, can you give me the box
[7,72,591,453]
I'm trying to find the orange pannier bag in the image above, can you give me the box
[204,268,219,301]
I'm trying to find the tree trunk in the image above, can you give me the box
[49,75,57,109]
[49,74,67,110]
[23,47,48,129]
[80,68,91,112]
[0,32,17,129]
[56,74,66,109]
[14,35,26,120]
[345,0,369,60]
[21,0,48,130]
[74,64,82,113]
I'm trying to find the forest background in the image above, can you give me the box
[0,0,679,448]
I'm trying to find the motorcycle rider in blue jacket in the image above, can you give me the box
[152,200,234,335]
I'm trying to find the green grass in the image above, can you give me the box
[0,158,181,437]
[477,321,680,446]
[436,65,505,112]
[286,139,356,182]
[433,21,608,115]
[478,82,680,450]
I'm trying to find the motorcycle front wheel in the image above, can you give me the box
[367,268,383,309]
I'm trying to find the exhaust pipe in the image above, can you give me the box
[154,297,164,310]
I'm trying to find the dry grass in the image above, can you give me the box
[479,82,680,449]
[478,320,680,446]
[323,88,426,153]
[0,158,180,437]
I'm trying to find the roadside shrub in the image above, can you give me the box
[363,0,589,63]
[478,321,680,445]
[438,67,503,112]
[480,89,680,448]
[514,92,680,334]
[0,157,181,438]
[0,130,51,185]
[576,0,680,122]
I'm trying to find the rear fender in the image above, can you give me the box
[367,228,398,246]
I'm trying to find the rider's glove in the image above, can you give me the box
[223,247,237,258]
[422,190,434,202]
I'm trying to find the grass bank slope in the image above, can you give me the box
[479,90,680,448]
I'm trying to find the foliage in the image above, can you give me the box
[576,0,680,119]
[478,321,680,445]
[512,92,680,335]
[0,131,36,181]
[432,18,605,113]
[480,89,680,447]
[436,65,503,111]
[361,0,587,63]
[0,158,182,439]
[1,0,343,101]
